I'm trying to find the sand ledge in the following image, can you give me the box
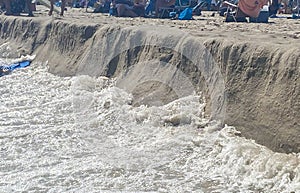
[0,13,299,153]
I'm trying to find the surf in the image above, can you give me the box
[0,49,299,192]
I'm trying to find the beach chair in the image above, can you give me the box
[156,0,193,18]
[155,0,177,18]
[223,1,238,22]
[193,0,211,11]
[293,0,300,18]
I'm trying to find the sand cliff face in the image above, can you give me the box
[0,16,299,153]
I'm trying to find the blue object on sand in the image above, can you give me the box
[178,8,193,20]
[0,60,31,77]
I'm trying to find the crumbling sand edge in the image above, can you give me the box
[0,16,299,153]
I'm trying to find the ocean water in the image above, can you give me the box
[0,56,299,193]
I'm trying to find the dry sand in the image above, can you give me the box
[48,6,300,45]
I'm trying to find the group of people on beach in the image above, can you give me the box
[96,0,300,19]
[0,0,299,18]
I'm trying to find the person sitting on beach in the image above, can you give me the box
[93,0,111,13]
[73,0,87,8]
[115,0,146,17]
[269,0,280,17]
[145,0,155,16]
[238,0,268,17]
[218,0,238,16]
[154,0,176,17]
[280,0,292,14]
[1,0,33,16]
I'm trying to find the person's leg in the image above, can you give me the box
[124,9,138,16]
[116,4,125,16]
[49,0,65,16]
[26,0,34,16]
[49,0,55,15]
[145,0,155,15]
[61,0,66,16]
[283,0,288,13]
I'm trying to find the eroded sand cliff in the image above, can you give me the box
[0,13,299,153]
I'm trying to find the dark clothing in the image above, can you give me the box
[269,0,279,16]
[132,3,145,16]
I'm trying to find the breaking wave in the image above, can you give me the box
[0,52,299,192]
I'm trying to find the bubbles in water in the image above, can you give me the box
[0,53,299,192]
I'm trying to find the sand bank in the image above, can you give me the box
[0,7,299,153]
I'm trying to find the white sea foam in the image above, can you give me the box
[0,58,299,193]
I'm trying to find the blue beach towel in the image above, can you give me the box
[0,60,31,77]
[178,8,193,20]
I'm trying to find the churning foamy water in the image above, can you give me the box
[0,55,299,193]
